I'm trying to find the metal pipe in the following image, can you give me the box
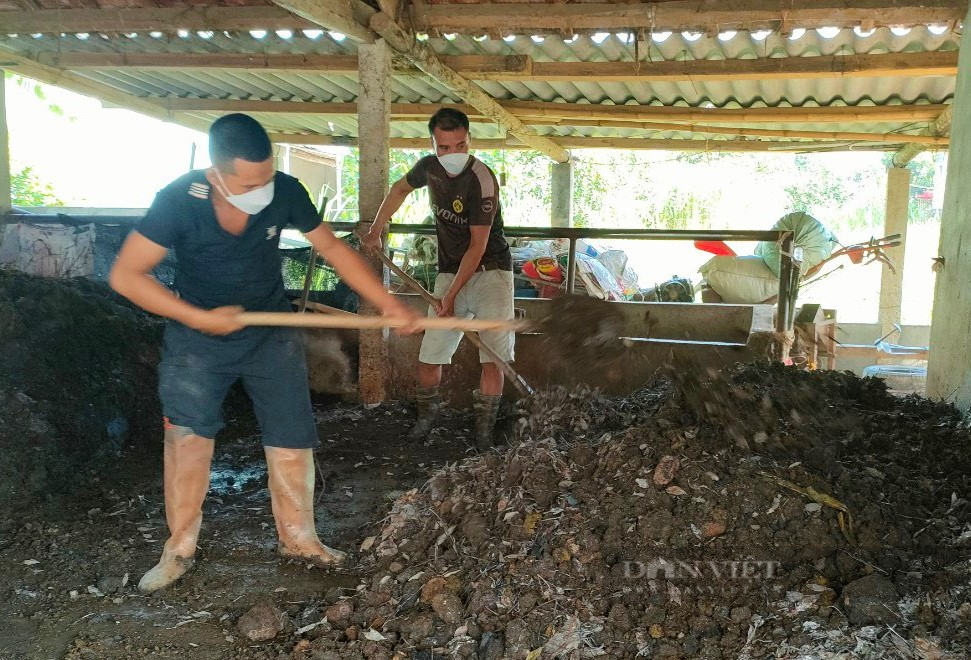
[566,237,577,294]
[776,231,795,333]
[2,214,789,244]
[297,249,318,313]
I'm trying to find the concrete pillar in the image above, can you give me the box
[927,5,971,406]
[0,76,11,212]
[356,39,392,406]
[877,166,910,348]
[550,158,573,227]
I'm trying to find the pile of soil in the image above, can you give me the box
[291,365,971,659]
[0,271,162,508]
[3,273,970,659]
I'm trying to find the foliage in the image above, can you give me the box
[333,144,901,235]
[12,167,63,207]
[6,73,71,119]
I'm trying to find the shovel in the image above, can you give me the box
[238,290,627,355]
[374,250,535,396]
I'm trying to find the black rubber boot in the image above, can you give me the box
[472,390,502,451]
[408,386,441,442]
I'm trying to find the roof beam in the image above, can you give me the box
[31,52,533,77]
[892,105,953,165]
[500,100,948,124]
[164,99,944,144]
[266,0,376,43]
[268,134,904,152]
[0,7,318,34]
[410,0,967,34]
[0,51,210,134]
[366,11,570,162]
[524,51,958,83]
[159,98,948,125]
[32,50,955,82]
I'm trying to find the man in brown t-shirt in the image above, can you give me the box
[363,108,514,449]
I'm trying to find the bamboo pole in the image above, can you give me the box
[892,105,953,166]
[267,134,922,152]
[558,120,948,145]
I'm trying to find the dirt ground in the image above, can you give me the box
[0,395,475,660]
[2,273,971,660]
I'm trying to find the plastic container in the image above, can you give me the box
[862,365,927,396]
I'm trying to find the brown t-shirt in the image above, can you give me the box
[406,154,512,274]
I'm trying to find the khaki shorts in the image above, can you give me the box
[418,269,515,364]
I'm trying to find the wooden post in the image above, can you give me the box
[927,3,971,406]
[356,39,392,406]
[0,76,11,213]
[551,159,573,228]
[877,167,911,354]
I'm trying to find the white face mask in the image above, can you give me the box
[213,169,275,215]
[437,152,470,176]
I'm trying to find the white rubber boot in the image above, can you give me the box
[138,430,214,593]
[265,447,347,567]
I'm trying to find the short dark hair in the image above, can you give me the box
[428,108,470,135]
[209,113,272,170]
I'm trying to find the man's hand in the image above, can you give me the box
[382,300,422,335]
[437,293,456,318]
[191,305,245,335]
[360,230,383,253]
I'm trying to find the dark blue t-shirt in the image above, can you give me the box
[137,170,321,369]
[139,170,320,311]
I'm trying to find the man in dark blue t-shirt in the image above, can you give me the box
[110,113,415,593]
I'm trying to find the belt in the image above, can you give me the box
[475,262,508,272]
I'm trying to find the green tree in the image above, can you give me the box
[12,167,63,207]
[783,155,850,213]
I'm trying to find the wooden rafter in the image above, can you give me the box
[0,7,318,34]
[267,134,913,152]
[30,52,534,77]
[157,98,948,125]
[409,0,967,34]
[30,50,957,82]
[163,100,946,143]
[3,1,964,36]
[364,11,569,161]
[367,11,570,162]
[267,1,571,161]
[499,100,947,124]
[264,0,376,42]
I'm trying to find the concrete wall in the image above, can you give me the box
[835,323,930,375]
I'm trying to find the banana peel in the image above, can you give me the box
[759,472,857,545]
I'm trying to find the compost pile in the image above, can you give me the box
[289,365,971,659]
[0,271,162,509]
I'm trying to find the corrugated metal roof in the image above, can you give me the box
[0,22,959,148]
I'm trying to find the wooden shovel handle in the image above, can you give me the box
[237,312,521,333]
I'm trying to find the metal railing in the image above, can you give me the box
[332,222,796,333]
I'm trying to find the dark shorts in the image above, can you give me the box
[158,324,318,448]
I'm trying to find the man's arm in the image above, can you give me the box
[109,232,244,335]
[303,224,416,322]
[361,177,415,251]
[437,225,490,318]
